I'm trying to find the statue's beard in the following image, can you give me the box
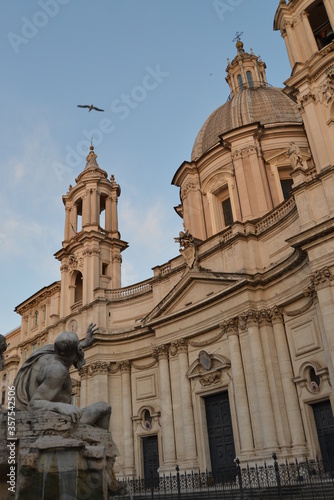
[73,348,85,370]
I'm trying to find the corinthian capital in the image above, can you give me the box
[153,344,169,360]
[238,309,259,329]
[310,267,334,291]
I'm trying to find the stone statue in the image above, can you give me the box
[0,334,7,371]
[287,142,303,168]
[175,229,202,270]
[1,324,125,498]
[14,323,111,429]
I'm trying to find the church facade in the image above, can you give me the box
[3,0,334,481]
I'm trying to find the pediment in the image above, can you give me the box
[143,270,240,324]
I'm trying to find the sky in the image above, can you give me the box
[0,0,292,335]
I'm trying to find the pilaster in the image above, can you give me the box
[271,307,307,456]
[119,360,136,475]
[153,345,177,471]
[240,310,278,453]
[223,319,254,455]
[172,339,198,470]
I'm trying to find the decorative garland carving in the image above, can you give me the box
[181,180,200,200]
[189,331,224,348]
[68,254,83,273]
[284,297,315,317]
[131,359,157,370]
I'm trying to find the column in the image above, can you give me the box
[153,345,176,471]
[258,310,291,450]
[301,11,318,55]
[91,188,98,225]
[79,367,88,408]
[311,268,334,395]
[70,205,77,234]
[111,193,119,237]
[82,191,90,227]
[247,145,270,214]
[244,310,278,451]
[176,339,198,470]
[285,22,303,63]
[105,196,112,233]
[232,150,252,219]
[88,362,109,404]
[120,361,135,475]
[64,206,70,241]
[225,320,254,454]
[112,254,122,289]
[281,29,294,68]
[324,0,334,32]
[271,307,306,451]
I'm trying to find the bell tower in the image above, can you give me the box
[55,146,128,318]
[225,37,269,97]
[274,0,334,171]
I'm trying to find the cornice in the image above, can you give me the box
[286,216,334,249]
[15,282,61,315]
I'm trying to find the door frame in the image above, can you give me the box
[310,398,334,462]
[141,434,160,485]
[196,386,240,474]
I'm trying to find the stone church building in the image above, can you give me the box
[3,0,334,482]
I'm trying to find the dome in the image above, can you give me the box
[191,86,302,161]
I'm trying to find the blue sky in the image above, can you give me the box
[1,0,291,334]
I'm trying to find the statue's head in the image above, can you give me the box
[54,331,85,370]
[0,334,7,352]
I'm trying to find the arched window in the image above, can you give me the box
[74,271,83,303]
[75,198,82,232]
[100,195,107,230]
[237,74,243,90]
[246,71,254,88]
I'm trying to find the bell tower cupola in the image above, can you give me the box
[55,146,128,318]
[225,36,268,98]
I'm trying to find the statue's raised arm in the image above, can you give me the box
[80,322,98,349]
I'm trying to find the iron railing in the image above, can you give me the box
[113,455,334,499]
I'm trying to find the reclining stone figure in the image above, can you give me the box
[14,323,111,429]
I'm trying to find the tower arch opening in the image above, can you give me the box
[74,271,83,304]
[307,1,334,50]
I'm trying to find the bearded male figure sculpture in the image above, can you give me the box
[14,323,111,429]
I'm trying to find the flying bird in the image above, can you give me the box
[77,104,104,112]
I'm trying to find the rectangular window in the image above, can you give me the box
[280,179,293,200]
[222,198,234,226]
[102,263,108,275]
[1,391,5,406]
